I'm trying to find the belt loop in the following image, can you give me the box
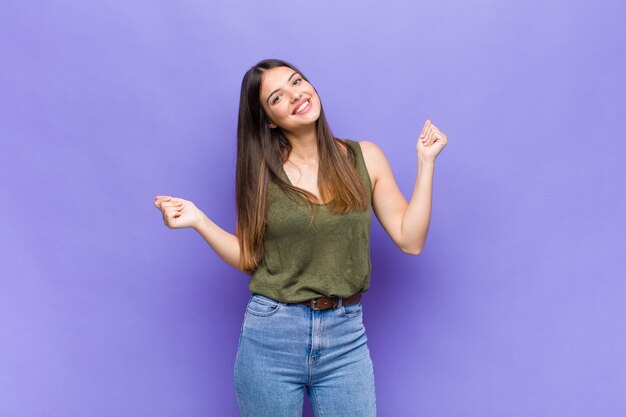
[337,297,343,308]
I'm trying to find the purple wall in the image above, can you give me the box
[2,0,625,415]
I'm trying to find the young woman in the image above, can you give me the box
[153,59,447,416]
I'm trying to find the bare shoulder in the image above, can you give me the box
[358,140,388,165]
[356,140,389,187]
[357,140,384,159]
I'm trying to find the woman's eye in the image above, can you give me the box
[271,78,301,104]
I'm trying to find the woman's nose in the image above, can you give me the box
[290,91,302,102]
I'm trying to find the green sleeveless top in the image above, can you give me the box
[249,139,373,303]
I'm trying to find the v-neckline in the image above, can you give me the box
[280,164,330,206]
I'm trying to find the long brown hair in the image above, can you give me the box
[235,59,368,273]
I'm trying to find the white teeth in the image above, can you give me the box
[295,100,310,114]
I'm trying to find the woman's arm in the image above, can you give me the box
[154,196,245,273]
[193,212,245,273]
[360,119,447,255]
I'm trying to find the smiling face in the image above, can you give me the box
[259,66,321,133]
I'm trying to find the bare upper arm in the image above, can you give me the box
[358,140,409,250]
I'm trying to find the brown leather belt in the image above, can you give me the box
[296,292,362,311]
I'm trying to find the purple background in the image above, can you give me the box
[2,0,625,416]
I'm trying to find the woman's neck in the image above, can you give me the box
[284,127,319,162]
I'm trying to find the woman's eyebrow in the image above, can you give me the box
[266,72,298,104]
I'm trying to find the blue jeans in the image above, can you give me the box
[233,292,377,417]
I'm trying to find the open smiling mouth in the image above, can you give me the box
[293,99,312,115]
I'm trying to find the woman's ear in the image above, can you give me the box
[268,121,277,129]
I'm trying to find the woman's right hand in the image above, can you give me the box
[153,196,204,229]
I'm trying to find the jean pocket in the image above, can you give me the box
[342,302,363,318]
[246,294,283,317]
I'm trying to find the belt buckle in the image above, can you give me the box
[310,297,341,310]
[311,298,329,310]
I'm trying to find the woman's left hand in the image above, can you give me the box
[416,119,448,162]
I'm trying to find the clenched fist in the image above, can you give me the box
[417,119,447,162]
[153,196,204,229]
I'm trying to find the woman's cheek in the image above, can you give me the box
[279,103,291,117]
